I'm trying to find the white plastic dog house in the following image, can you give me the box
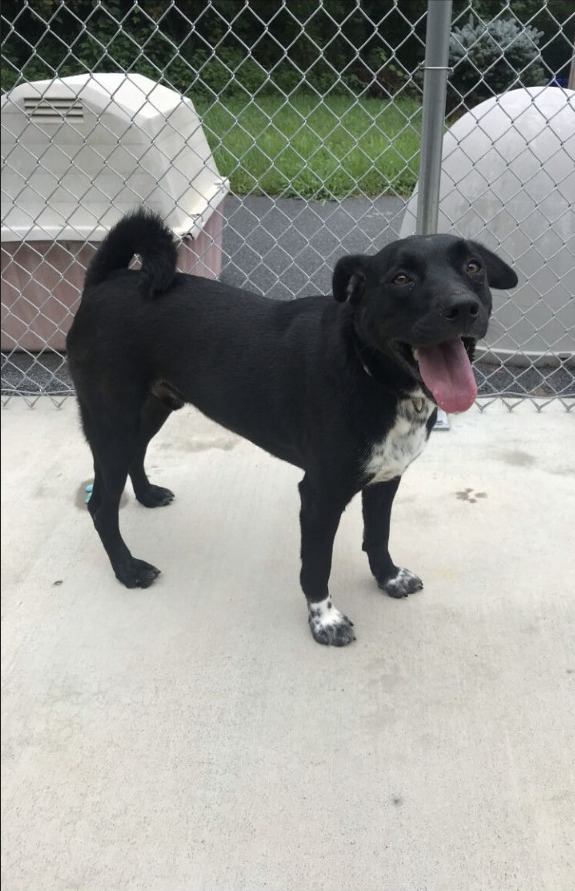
[400,87,575,366]
[1,73,229,350]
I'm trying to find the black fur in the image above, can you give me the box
[83,208,178,299]
[67,209,517,645]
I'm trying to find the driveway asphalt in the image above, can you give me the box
[2,397,574,890]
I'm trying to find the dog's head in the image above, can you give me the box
[332,234,518,412]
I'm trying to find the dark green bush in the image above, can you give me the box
[2,0,571,103]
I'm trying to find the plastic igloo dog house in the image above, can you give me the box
[1,73,229,350]
[400,87,575,366]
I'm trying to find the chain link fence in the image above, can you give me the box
[2,0,574,409]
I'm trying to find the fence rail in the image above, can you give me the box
[2,0,574,409]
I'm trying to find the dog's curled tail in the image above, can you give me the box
[83,208,178,299]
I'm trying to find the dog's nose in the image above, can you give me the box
[443,296,480,324]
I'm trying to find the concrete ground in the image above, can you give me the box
[1,397,574,891]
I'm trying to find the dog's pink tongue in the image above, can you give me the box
[416,340,477,413]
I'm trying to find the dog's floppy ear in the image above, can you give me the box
[469,241,518,290]
[332,254,369,303]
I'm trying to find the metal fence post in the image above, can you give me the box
[568,39,575,89]
[416,0,453,236]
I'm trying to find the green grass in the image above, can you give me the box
[195,92,422,199]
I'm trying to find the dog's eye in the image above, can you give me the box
[392,273,411,285]
[466,260,482,275]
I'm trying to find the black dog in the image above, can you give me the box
[67,209,517,646]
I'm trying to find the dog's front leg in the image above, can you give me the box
[299,475,355,646]
[362,478,423,598]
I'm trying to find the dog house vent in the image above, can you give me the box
[1,73,229,351]
[23,97,85,123]
[400,86,575,366]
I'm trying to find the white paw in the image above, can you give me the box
[379,567,423,599]
[308,597,356,646]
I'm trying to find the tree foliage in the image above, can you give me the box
[1,0,573,99]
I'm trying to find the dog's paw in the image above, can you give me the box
[116,558,161,589]
[136,485,175,508]
[378,567,423,599]
[308,598,356,646]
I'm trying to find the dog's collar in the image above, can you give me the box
[353,339,426,413]
[355,340,375,380]
[353,337,384,384]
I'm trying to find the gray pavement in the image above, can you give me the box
[2,397,574,890]
[220,194,406,299]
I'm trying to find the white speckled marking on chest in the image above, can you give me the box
[365,392,435,484]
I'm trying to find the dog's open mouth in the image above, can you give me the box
[409,338,477,413]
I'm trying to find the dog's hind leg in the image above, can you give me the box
[130,392,176,507]
[77,398,105,517]
[87,411,161,589]
[362,478,423,598]
[299,474,356,646]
